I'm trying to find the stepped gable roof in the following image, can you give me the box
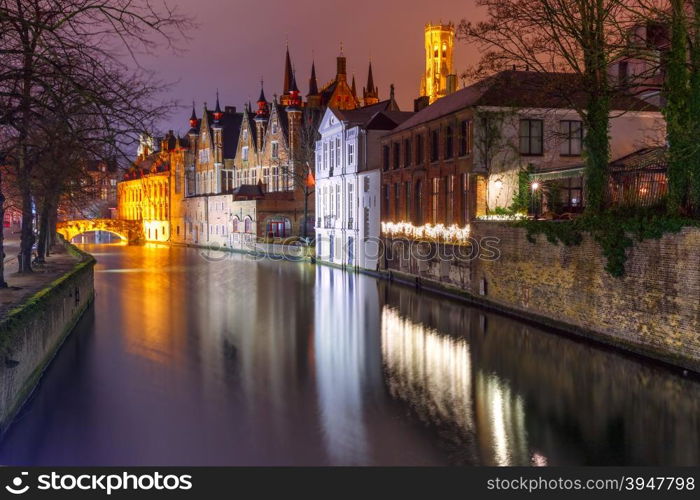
[270,102,290,141]
[390,70,660,134]
[243,107,258,149]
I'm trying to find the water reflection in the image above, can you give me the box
[379,284,700,465]
[0,244,698,465]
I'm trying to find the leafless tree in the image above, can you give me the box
[0,0,192,273]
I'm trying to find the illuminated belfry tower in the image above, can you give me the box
[420,22,457,104]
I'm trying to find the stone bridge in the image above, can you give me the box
[56,219,144,244]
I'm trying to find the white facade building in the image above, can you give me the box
[315,102,413,270]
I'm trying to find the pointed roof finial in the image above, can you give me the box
[351,75,357,97]
[340,41,344,56]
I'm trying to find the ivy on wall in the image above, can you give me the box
[514,210,700,277]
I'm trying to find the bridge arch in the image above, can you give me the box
[57,219,144,244]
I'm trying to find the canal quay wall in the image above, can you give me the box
[0,240,95,434]
[382,222,700,373]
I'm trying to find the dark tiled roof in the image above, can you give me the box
[205,109,243,159]
[609,147,667,171]
[331,100,413,130]
[232,184,265,199]
[391,70,660,134]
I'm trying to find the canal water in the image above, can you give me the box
[0,243,699,466]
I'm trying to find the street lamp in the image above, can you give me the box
[531,182,540,219]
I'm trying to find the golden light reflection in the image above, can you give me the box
[475,371,528,466]
[381,306,474,435]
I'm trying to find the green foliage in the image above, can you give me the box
[514,210,699,277]
[509,167,533,213]
[583,95,610,215]
[689,0,700,215]
[489,206,517,216]
[665,0,692,214]
[544,181,563,215]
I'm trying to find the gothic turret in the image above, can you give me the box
[256,82,269,119]
[188,102,198,132]
[213,90,224,124]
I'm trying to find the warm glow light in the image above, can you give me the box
[381,221,471,244]
[494,179,503,190]
[531,182,540,191]
[477,213,527,221]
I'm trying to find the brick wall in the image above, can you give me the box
[383,222,700,371]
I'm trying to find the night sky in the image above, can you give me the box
[139,0,484,135]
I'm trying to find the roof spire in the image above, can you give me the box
[258,78,267,103]
[308,60,319,96]
[283,46,294,95]
[351,75,357,97]
[366,61,376,94]
[256,79,269,118]
[363,61,379,106]
[213,89,223,122]
[189,101,198,130]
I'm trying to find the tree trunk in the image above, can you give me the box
[665,0,691,215]
[689,0,700,216]
[303,186,309,239]
[48,206,58,251]
[36,199,52,263]
[583,93,610,214]
[0,171,8,288]
[18,162,35,273]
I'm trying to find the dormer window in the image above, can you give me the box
[271,121,278,134]
[271,141,279,159]
[242,146,249,161]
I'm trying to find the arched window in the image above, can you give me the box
[232,217,240,233]
[244,216,253,234]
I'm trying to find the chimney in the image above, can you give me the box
[446,74,457,96]
[414,95,430,112]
